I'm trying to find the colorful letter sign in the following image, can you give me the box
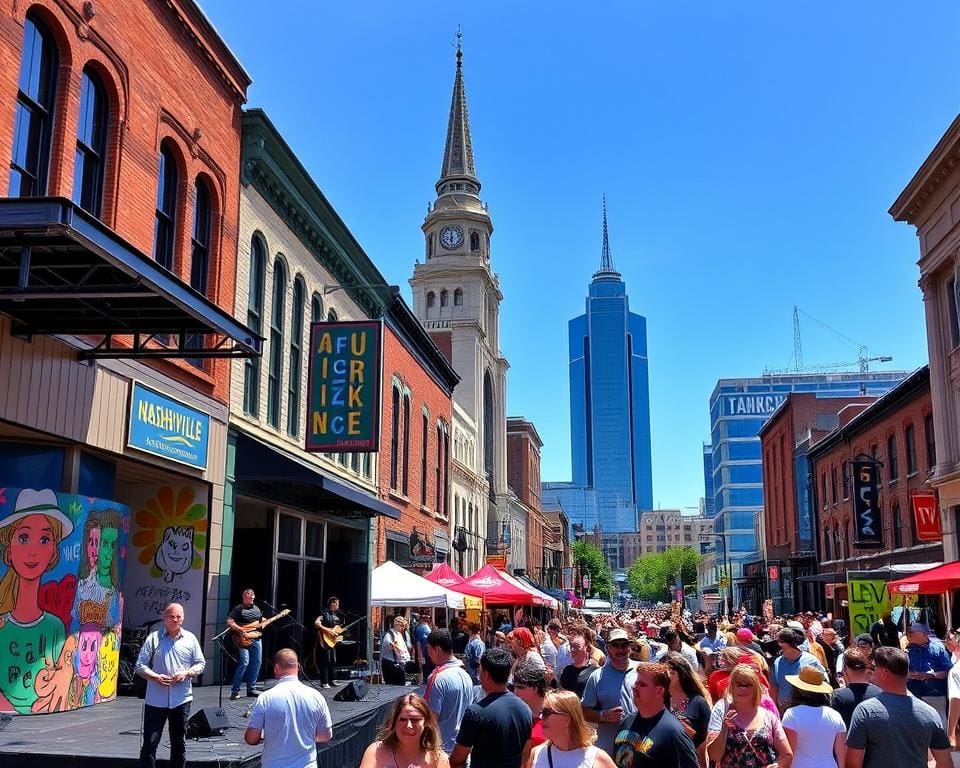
[128,382,210,470]
[852,460,882,549]
[911,492,942,542]
[306,321,382,452]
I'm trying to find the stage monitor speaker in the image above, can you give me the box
[186,706,230,738]
[333,679,368,702]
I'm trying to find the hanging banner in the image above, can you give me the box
[305,321,383,453]
[847,571,891,636]
[911,493,942,542]
[852,460,883,549]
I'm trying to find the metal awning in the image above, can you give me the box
[233,430,399,520]
[0,197,261,359]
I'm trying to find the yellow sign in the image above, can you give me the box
[846,573,890,636]
[486,554,507,569]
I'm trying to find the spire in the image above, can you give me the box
[594,196,621,279]
[436,30,480,197]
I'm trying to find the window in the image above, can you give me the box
[420,412,429,507]
[830,466,837,505]
[327,309,338,322]
[949,278,960,349]
[10,14,58,197]
[470,231,480,251]
[925,413,936,469]
[287,276,305,437]
[823,527,832,560]
[905,424,917,475]
[311,293,323,324]
[267,258,286,428]
[153,142,178,271]
[841,462,849,499]
[892,500,902,549]
[454,288,463,306]
[887,434,898,481]
[73,69,108,217]
[436,424,442,512]
[243,235,267,416]
[190,178,211,295]
[440,289,449,308]
[402,394,410,497]
[820,473,827,509]
[427,291,436,309]
[390,386,400,491]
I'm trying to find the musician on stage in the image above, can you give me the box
[314,596,344,689]
[226,588,266,700]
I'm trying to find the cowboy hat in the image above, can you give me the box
[785,665,833,694]
[4,488,74,538]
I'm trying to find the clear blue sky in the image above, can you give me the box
[199,1,958,511]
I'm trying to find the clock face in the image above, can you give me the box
[440,225,464,249]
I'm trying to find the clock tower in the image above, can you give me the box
[410,42,510,568]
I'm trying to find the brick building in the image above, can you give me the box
[759,393,875,613]
[506,417,544,576]
[624,510,712,566]
[807,367,940,617]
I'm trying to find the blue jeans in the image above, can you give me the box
[140,701,190,768]
[231,639,262,693]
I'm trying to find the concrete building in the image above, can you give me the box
[450,402,487,575]
[623,511,713,566]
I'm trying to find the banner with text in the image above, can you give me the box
[306,321,383,453]
[847,571,891,636]
[912,493,942,542]
[852,460,883,549]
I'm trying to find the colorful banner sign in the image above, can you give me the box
[409,526,436,567]
[912,493,942,542]
[0,488,130,713]
[305,321,383,453]
[847,571,891,636]
[127,382,210,470]
[852,460,883,548]
[486,554,507,569]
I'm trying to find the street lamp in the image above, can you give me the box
[700,532,734,618]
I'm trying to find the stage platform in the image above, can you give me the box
[0,681,408,768]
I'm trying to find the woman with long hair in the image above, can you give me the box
[781,667,845,768]
[381,615,415,686]
[359,693,449,768]
[528,689,617,768]
[707,664,792,768]
[662,652,712,768]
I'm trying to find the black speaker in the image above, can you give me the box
[186,706,230,738]
[333,679,368,702]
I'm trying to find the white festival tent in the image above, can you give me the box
[371,560,472,609]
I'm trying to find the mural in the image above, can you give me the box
[122,483,207,628]
[0,487,130,713]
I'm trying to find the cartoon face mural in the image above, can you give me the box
[0,488,129,714]
[97,629,119,700]
[153,526,194,583]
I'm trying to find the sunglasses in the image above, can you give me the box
[608,641,630,649]
[540,708,567,718]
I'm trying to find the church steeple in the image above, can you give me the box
[593,196,621,280]
[436,33,480,198]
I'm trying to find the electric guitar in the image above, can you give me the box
[317,616,365,649]
[232,608,290,648]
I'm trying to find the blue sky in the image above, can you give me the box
[199,1,958,511]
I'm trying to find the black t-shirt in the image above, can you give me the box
[675,694,711,746]
[320,608,341,629]
[560,663,595,698]
[870,619,900,648]
[832,682,882,728]
[229,603,262,626]
[456,691,532,768]
[451,629,469,655]
[613,710,699,768]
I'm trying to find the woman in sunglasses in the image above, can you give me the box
[528,690,616,768]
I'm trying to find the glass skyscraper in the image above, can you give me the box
[547,203,652,534]
[704,371,906,585]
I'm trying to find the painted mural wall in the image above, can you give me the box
[119,482,208,629]
[0,488,130,713]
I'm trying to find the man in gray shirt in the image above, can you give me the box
[846,646,951,768]
[424,628,475,753]
[580,628,638,754]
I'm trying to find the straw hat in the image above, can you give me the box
[785,665,832,694]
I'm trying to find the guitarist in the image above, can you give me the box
[314,596,344,689]
[226,588,266,700]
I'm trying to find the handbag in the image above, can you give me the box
[135,631,159,700]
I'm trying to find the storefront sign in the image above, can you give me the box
[409,526,436,566]
[486,554,507,569]
[847,571,891,635]
[306,321,382,453]
[851,460,882,549]
[128,382,210,470]
[912,493,941,542]
[768,565,779,581]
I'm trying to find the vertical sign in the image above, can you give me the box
[911,493,942,542]
[852,460,882,549]
[305,321,382,452]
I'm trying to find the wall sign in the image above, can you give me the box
[911,493,941,542]
[128,382,210,470]
[851,460,882,549]
[305,321,383,453]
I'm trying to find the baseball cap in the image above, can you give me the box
[909,622,930,635]
[785,620,805,632]
[607,628,630,643]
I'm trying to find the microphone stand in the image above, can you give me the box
[212,625,237,709]
[271,604,325,693]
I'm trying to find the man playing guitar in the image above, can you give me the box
[226,588,266,700]
[314,596,346,689]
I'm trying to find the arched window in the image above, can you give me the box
[834,524,842,561]
[484,371,495,495]
[311,292,323,324]
[892,499,902,549]
[243,234,267,416]
[823,527,831,561]
[470,231,480,251]
[454,288,463,306]
[427,291,436,309]
[153,142,178,271]
[327,308,338,322]
[73,68,108,217]
[440,289,449,307]
[10,14,58,197]
[267,258,286,428]
[190,178,212,295]
[402,394,411,497]
[287,276,306,437]
[390,385,401,491]
[421,411,429,507]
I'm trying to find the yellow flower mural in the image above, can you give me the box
[131,486,207,580]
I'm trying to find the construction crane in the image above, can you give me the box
[763,307,893,375]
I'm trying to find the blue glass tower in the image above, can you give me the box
[566,202,653,533]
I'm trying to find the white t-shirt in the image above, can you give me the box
[948,658,960,701]
[781,704,845,768]
[249,676,333,768]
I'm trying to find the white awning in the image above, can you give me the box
[370,560,471,609]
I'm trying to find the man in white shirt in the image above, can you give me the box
[244,648,333,768]
[944,630,960,748]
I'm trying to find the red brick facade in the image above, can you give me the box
[507,418,542,510]
[0,0,248,403]
[376,321,454,567]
